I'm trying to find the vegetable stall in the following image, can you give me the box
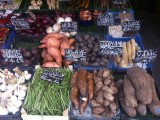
[0,0,160,120]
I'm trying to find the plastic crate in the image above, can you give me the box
[106,35,153,71]
[2,26,15,49]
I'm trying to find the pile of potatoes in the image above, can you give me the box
[117,66,160,117]
[91,69,118,118]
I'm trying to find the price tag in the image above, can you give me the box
[65,49,87,61]
[134,50,157,63]
[11,18,30,30]
[122,20,141,31]
[97,13,114,26]
[100,41,123,55]
[113,0,127,4]
[1,49,24,63]
[61,22,78,32]
[41,69,64,84]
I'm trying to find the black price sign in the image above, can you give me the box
[134,50,157,63]
[61,22,78,32]
[122,20,141,31]
[65,49,87,61]
[113,0,127,4]
[11,18,30,30]
[1,49,24,63]
[41,69,64,84]
[100,41,123,55]
[97,13,114,26]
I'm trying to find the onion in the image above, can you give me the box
[18,90,26,98]
[0,106,8,115]
[13,100,23,108]
[10,96,18,102]
[46,26,53,34]
[64,17,72,22]
[64,32,71,38]
[57,17,65,24]
[0,83,7,92]
[24,74,32,80]
[53,23,61,33]
[70,31,77,36]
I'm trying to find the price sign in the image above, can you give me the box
[100,41,123,55]
[41,69,64,84]
[65,49,87,61]
[11,18,30,30]
[1,49,24,63]
[97,13,114,26]
[134,50,157,63]
[61,22,78,32]
[122,20,141,31]
[113,0,127,4]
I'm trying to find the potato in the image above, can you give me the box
[84,34,90,40]
[136,103,147,116]
[96,97,104,104]
[109,102,117,114]
[127,66,152,104]
[110,81,116,87]
[104,99,110,107]
[95,81,103,92]
[77,36,83,42]
[102,86,114,94]
[92,107,105,115]
[94,76,102,84]
[104,92,114,102]
[97,90,104,98]
[123,75,137,107]
[110,86,118,94]
[104,79,112,86]
[97,70,104,77]
[107,75,114,81]
[103,69,111,78]
[91,100,101,107]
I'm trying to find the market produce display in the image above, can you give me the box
[28,0,43,10]
[68,0,90,9]
[0,67,32,115]
[117,66,160,117]
[0,0,22,10]
[39,33,74,67]
[92,69,118,118]
[23,67,72,115]
[75,33,110,67]
[114,39,141,68]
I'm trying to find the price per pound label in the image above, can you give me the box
[122,20,141,31]
[97,13,114,26]
[100,41,123,55]
[41,69,64,84]
[65,49,86,61]
[134,50,157,63]
[61,22,78,32]
[11,18,30,30]
[1,49,24,63]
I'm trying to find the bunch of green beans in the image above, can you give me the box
[23,68,72,115]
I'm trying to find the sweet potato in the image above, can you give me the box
[41,49,47,58]
[71,86,79,109]
[123,75,137,107]
[118,86,137,117]
[45,36,61,48]
[87,73,94,100]
[43,53,54,63]
[80,100,88,114]
[42,62,60,67]
[77,69,88,98]
[41,33,64,43]
[147,74,160,116]
[47,47,62,66]
[127,66,152,104]
[136,103,147,116]
[60,36,70,56]
[69,38,75,45]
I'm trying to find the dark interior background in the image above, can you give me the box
[130,0,160,91]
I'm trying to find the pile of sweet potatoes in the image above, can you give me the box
[70,69,118,118]
[39,33,75,67]
[117,66,160,117]
[91,69,118,118]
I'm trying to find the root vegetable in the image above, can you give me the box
[91,100,101,107]
[42,62,60,67]
[87,73,94,100]
[102,110,114,118]
[119,42,128,68]
[127,66,152,104]
[96,97,103,104]
[102,86,114,94]
[92,107,105,115]
[47,47,62,66]
[69,38,75,45]
[104,92,114,102]
[126,41,132,64]
[104,99,110,107]
[94,76,102,84]
[60,36,70,56]
[95,81,103,92]
[109,102,117,114]
[110,86,118,94]
[136,103,147,116]
[77,69,88,98]
[131,39,136,60]
[70,71,78,87]
[97,90,104,98]
[123,75,137,107]
[43,53,54,62]
[147,74,160,116]
[104,79,112,86]
[71,86,79,109]
[102,69,110,78]
[97,70,103,77]
[80,100,88,115]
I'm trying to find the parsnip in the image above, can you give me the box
[127,41,132,64]
[119,42,128,68]
[131,39,136,60]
